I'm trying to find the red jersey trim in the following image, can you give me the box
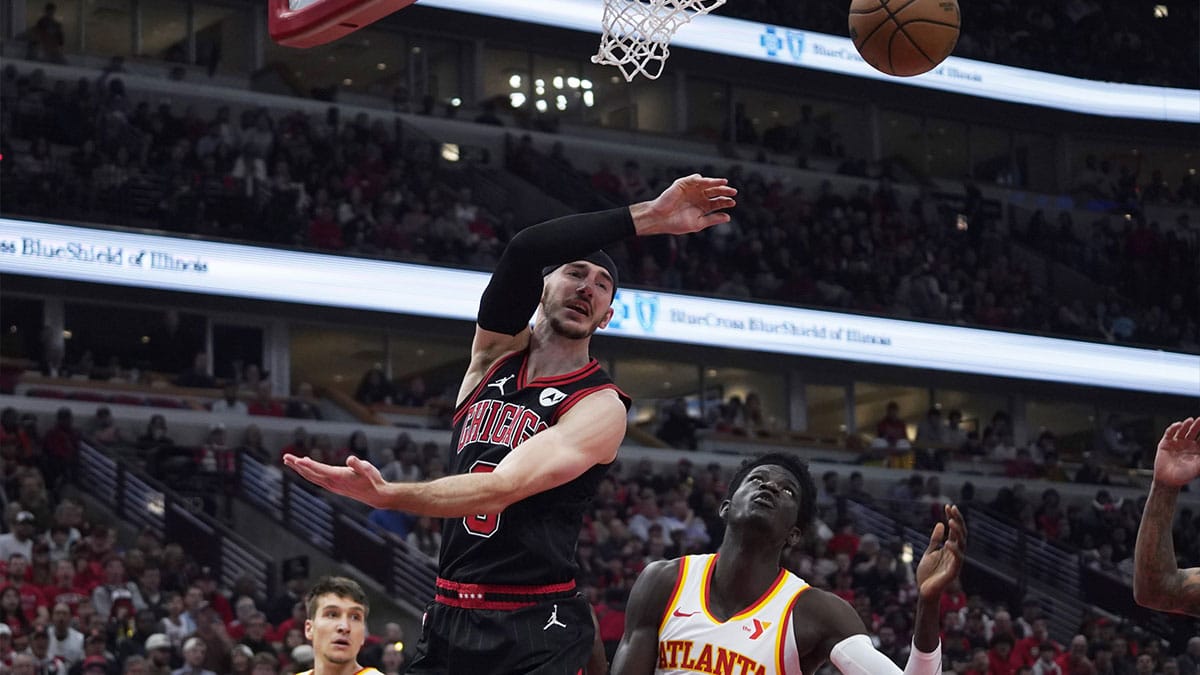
[435,578,576,596]
[776,585,810,674]
[658,558,689,634]
[699,554,789,624]
[550,384,631,424]
[517,354,601,390]
[452,351,522,426]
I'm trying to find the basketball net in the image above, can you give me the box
[591,0,726,81]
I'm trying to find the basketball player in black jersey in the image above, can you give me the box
[286,174,737,674]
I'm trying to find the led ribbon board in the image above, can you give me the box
[418,0,1200,124]
[1,218,1197,396]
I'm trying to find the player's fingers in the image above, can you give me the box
[705,185,738,198]
[926,522,945,553]
[705,196,737,210]
[1164,420,1184,443]
[699,212,732,228]
[1184,417,1200,441]
[1169,418,1191,441]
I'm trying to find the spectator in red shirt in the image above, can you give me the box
[2,555,47,622]
[876,401,909,445]
[0,586,32,638]
[278,427,310,466]
[1015,619,1061,667]
[1056,635,1096,675]
[307,205,344,250]
[40,408,80,493]
[960,647,990,675]
[939,576,967,621]
[826,519,861,558]
[193,569,233,624]
[989,635,1025,675]
[247,383,284,418]
[0,409,32,463]
[593,587,626,664]
[43,560,88,616]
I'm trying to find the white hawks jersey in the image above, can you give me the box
[657,553,811,675]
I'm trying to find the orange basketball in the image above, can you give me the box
[848,0,960,77]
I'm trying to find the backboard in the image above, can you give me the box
[269,0,418,48]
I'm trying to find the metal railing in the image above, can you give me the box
[844,498,1085,642]
[238,455,438,610]
[78,443,276,598]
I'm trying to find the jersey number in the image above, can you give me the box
[463,460,501,538]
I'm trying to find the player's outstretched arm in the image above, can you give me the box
[611,559,681,675]
[818,505,964,675]
[284,389,627,516]
[1134,417,1200,616]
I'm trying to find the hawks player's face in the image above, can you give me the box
[543,261,615,339]
[723,464,802,538]
[304,594,367,666]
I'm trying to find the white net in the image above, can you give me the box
[591,0,727,81]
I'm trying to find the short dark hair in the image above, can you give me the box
[726,453,816,530]
[304,576,368,619]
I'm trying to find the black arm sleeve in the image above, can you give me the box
[476,207,635,335]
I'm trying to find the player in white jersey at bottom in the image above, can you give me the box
[295,576,383,675]
[612,453,966,675]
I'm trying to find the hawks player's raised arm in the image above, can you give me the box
[611,559,682,675]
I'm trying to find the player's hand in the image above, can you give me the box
[284,454,388,508]
[634,174,737,236]
[916,504,966,601]
[1152,417,1200,488]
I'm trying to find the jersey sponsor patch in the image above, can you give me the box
[538,387,568,407]
[744,619,771,640]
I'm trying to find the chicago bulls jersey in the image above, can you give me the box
[439,349,630,586]
[657,554,810,675]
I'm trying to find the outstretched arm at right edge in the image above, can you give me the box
[1134,417,1200,616]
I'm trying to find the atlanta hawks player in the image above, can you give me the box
[286,174,737,674]
[612,454,966,675]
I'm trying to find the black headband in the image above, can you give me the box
[542,250,619,296]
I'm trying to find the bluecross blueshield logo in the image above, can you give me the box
[760,26,805,62]
[635,294,659,333]
[608,291,630,330]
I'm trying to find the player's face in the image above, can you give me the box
[304,594,367,667]
[542,262,615,339]
[723,464,802,538]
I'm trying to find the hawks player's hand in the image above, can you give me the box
[916,504,967,602]
[632,175,737,237]
[284,454,388,508]
[1152,417,1200,488]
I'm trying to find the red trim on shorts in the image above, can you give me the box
[550,384,631,424]
[435,578,576,596]
[452,351,521,426]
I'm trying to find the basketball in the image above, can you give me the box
[848,0,960,77]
